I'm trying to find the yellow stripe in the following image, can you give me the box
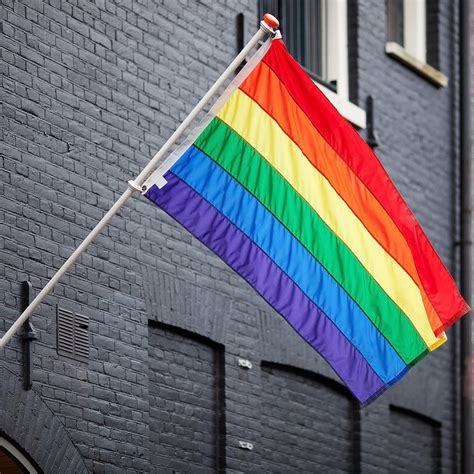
[431,332,447,350]
[218,89,442,350]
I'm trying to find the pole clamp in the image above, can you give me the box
[127,180,143,193]
[273,30,282,40]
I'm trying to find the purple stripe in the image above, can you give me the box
[146,174,387,405]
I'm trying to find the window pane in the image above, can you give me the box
[387,0,404,45]
[426,0,439,68]
[258,0,323,80]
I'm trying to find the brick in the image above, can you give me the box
[0,1,463,473]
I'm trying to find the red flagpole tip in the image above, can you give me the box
[263,13,279,29]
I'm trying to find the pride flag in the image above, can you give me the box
[144,39,469,405]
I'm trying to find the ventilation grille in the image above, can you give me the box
[57,307,89,361]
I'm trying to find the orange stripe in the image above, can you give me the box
[240,62,443,333]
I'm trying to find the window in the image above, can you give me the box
[385,0,447,86]
[387,0,404,46]
[259,1,328,86]
[258,0,366,128]
[387,0,426,62]
[258,0,346,95]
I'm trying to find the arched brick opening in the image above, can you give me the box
[0,434,41,473]
[0,366,88,473]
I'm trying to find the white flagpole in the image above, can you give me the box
[0,14,280,350]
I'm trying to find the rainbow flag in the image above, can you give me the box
[144,39,469,405]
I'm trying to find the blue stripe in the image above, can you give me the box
[171,146,407,383]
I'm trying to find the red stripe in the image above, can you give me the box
[262,40,468,332]
[238,62,442,334]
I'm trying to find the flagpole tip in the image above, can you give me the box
[262,13,279,30]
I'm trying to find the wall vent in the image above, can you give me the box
[57,307,89,361]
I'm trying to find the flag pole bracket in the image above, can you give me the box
[127,180,143,193]
[20,281,37,391]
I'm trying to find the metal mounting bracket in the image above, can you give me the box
[21,281,37,391]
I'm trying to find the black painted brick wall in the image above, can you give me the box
[388,407,441,474]
[148,322,223,472]
[260,363,357,473]
[0,0,464,472]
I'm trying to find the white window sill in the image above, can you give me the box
[385,42,448,88]
[315,82,367,129]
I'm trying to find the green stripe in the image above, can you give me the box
[194,117,427,364]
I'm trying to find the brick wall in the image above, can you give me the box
[388,406,441,473]
[148,322,225,472]
[0,0,464,472]
[260,363,358,472]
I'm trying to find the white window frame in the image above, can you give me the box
[403,0,426,63]
[315,0,366,128]
[385,0,448,87]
